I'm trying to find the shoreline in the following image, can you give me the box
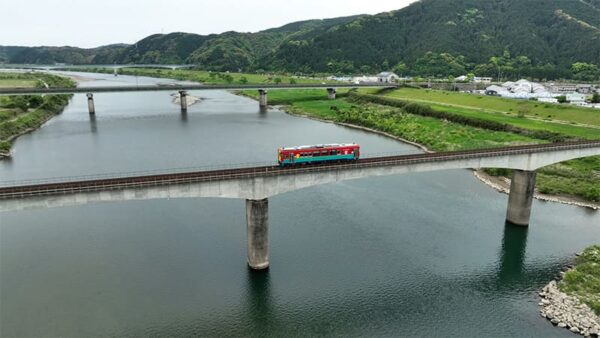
[539,255,600,337]
[0,107,64,160]
[273,103,599,210]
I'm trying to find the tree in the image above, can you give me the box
[223,74,234,83]
[381,59,390,71]
[392,62,407,76]
[591,92,600,104]
[239,76,248,84]
[557,95,567,104]
[360,65,372,74]
[274,77,282,84]
[571,62,600,81]
[289,78,297,84]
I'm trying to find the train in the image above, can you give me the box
[278,143,360,166]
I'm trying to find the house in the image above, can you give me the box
[473,77,493,84]
[576,84,594,94]
[538,97,559,104]
[377,72,399,83]
[352,76,380,84]
[566,93,587,104]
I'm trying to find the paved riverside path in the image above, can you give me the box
[1,141,598,210]
[0,83,397,95]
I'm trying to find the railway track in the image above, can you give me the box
[1,141,598,200]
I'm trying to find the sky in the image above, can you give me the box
[1,0,418,48]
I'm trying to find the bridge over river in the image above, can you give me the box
[0,83,395,113]
[2,141,599,270]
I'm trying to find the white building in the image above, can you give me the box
[473,77,493,84]
[566,93,587,104]
[353,76,380,84]
[538,97,559,104]
[377,72,399,83]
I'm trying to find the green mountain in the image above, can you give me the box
[268,0,600,76]
[1,0,599,80]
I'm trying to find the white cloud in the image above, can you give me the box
[1,0,417,48]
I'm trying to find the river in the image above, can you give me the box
[0,71,598,337]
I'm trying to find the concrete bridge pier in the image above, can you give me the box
[506,170,537,226]
[86,93,95,114]
[258,89,268,107]
[327,88,336,100]
[246,198,269,270]
[179,90,188,113]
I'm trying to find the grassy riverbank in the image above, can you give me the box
[64,67,337,85]
[560,245,600,315]
[242,89,600,203]
[0,72,75,157]
[384,88,600,127]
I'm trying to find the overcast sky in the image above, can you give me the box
[2,0,418,48]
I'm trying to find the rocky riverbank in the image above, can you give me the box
[540,280,600,337]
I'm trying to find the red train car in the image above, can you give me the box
[278,143,360,166]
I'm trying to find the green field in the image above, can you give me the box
[384,88,600,127]
[243,90,540,151]
[0,79,38,88]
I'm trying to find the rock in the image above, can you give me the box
[559,322,567,328]
[571,327,581,333]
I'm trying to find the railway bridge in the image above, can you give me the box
[1,141,599,270]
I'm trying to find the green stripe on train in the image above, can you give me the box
[281,155,356,164]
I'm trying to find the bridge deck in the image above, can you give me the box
[0,83,396,95]
[1,141,598,200]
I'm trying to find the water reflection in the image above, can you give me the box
[259,106,268,115]
[498,224,528,283]
[180,110,188,123]
[89,113,98,133]
[245,268,274,334]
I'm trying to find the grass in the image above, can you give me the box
[0,79,38,88]
[0,72,74,156]
[559,245,600,315]
[426,103,600,140]
[384,88,600,127]
[242,89,540,151]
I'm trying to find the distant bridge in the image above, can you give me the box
[2,141,599,270]
[0,83,392,113]
[0,83,395,95]
[0,64,195,71]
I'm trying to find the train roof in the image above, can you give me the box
[279,143,358,151]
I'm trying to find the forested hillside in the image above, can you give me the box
[2,0,599,80]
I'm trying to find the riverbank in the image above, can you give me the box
[283,103,599,210]
[239,90,599,209]
[540,246,600,337]
[0,72,75,159]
